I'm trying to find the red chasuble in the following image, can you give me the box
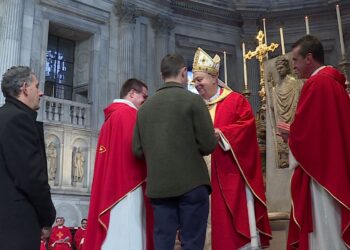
[287,67,350,249]
[83,102,154,250]
[40,240,46,250]
[74,227,86,250]
[49,226,72,250]
[211,90,271,249]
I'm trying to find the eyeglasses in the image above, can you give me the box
[140,92,148,99]
[133,89,148,99]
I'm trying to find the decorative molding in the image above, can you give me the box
[151,15,175,35]
[175,34,236,56]
[39,0,109,24]
[170,0,242,26]
[114,0,140,24]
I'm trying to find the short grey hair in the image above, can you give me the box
[1,66,33,98]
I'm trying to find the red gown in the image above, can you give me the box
[210,89,271,249]
[83,102,154,250]
[40,240,47,250]
[49,226,72,250]
[287,66,350,249]
[74,227,86,250]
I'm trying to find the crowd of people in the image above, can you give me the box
[40,217,87,250]
[0,34,350,250]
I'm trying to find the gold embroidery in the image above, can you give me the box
[98,145,106,154]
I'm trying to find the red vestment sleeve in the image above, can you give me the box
[74,228,86,250]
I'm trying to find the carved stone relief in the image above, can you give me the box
[114,0,140,24]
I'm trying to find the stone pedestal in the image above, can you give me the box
[267,212,290,250]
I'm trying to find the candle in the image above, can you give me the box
[263,18,268,59]
[263,18,267,45]
[224,51,228,84]
[305,16,310,35]
[242,43,248,88]
[336,4,346,58]
[279,27,285,55]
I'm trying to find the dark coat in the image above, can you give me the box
[133,82,217,198]
[0,97,56,250]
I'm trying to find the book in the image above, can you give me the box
[218,131,231,151]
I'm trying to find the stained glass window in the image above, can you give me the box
[45,35,75,100]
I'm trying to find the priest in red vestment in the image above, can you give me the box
[83,79,153,250]
[192,47,271,249]
[41,227,51,250]
[40,240,47,250]
[283,35,350,250]
[74,219,87,250]
[49,217,72,250]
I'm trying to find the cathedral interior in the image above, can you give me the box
[0,0,349,248]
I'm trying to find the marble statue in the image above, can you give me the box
[73,147,85,183]
[47,141,57,181]
[268,55,303,168]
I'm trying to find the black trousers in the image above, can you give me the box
[150,185,209,250]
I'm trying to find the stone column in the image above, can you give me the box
[151,15,175,89]
[115,2,138,90]
[0,0,24,105]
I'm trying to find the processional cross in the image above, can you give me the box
[245,30,279,107]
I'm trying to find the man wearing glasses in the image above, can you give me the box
[85,79,153,250]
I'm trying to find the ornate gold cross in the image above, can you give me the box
[245,30,279,106]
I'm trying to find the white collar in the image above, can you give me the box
[311,65,326,76]
[113,99,137,110]
[206,86,221,102]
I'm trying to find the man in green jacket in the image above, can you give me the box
[133,53,217,250]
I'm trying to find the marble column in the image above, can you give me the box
[151,15,175,89]
[115,2,138,90]
[0,0,24,105]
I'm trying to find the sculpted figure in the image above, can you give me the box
[73,147,85,182]
[47,142,57,181]
[269,55,303,168]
